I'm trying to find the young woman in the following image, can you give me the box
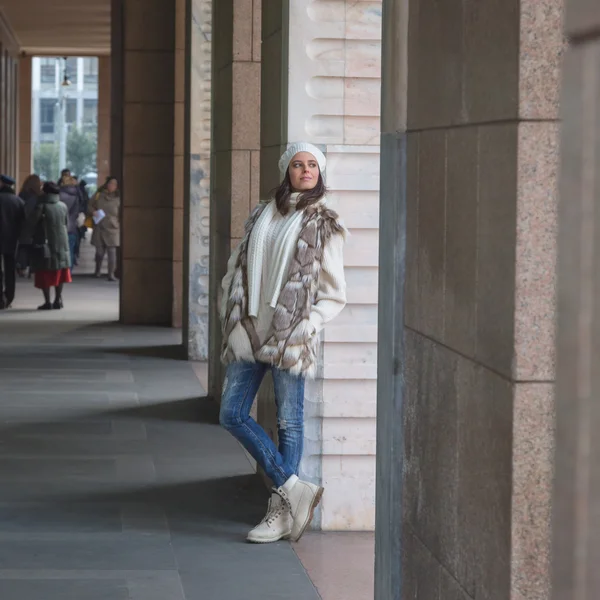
[219,142,347,544]
[90,176,120,281]
[28,181,72,310]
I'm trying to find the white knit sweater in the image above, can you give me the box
[220,196,347,360]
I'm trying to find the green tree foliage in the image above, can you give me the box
[33,143,59,182]
[66,127,97,179]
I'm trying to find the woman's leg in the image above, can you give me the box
[271,367,305,476]
[68,233,77,269]
[106,247,117,281]
[38,288,51,309]
[219,361,295,488]
[53,283,64,309]
[95,245,106,277]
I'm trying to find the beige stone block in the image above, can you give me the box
[511,383,554,600]
[463,0,519,123]
[232,62,261,150]
[476,124,518,379]
[444,127,478,358]
[124,51,174,104]
[123,104,174,156]
[233,0,253,61]
[252,0,262,61]
[172,207,184,261]
[514,122,558,381]
[344,116,380,145]
[230,151,251,238]
[124,0,175,51]
[519,0,564,120]
[345,78,381,117]
[408,0,463,129]
[250,150,261,203]
[457,361,512,599]
[417,130,446,342]
[565,0,600,36]
[122,207,174,260]
[260,31,284,148]
[173,154,185,209]
[174,102,185,156]
[121,258,173,325]
[344,40,382,79]
[123,156,174,208]
[346,2,383,41]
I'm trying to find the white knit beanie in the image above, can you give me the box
[278,142,326,181]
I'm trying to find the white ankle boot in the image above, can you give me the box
[279,475,324,542]
[247,490,293,543]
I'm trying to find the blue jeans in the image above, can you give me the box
[219,361,305,488]
[68,233,78,269]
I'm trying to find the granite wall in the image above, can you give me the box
[376,0,563,598]
[552,2,600,598]
[0,13,19,180]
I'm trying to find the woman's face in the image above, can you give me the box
[106,179,118,193]
[288,152,320,192]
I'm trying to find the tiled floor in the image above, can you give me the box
[0,278,321,599]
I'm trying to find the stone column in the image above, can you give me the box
[183,0,212,362]
[376,0,562,598]
[172,0,186,329]
[552,4,600,598]
[261,0,382,530]
[208,0,261,397]
[96,57,110,186]
[18,56,32,186]
[115,0,176,325]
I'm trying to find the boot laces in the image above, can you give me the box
[261,491,289,526]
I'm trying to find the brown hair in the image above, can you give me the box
[19,174,42,197]
[274,171,327,216]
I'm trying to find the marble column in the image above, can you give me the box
[96,57,110,186]
[115,0,176,325]
[18,56,32,186]
[183,0,212,360]
[261,0,382,530]
[377,0,563,598]
[552,3,600,598]
[208,0,261,397]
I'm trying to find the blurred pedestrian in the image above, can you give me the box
[89,176,120,281]
[0,175,25,308]
[17,174,42,278]
[27,182,72,310]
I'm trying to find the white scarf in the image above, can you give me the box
[247,195,306,317]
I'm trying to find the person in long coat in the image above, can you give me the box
[58,176,82,268]
[90,176,120,281]
[0,174,25,308]
[17,174,43,277]
[27,181,72,310]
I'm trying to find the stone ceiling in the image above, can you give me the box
[1,0,110,55]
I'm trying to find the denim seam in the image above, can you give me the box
[235,365,290,484]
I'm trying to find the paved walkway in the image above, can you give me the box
[0,278,322,599]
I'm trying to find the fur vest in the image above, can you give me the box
[221,200,345,378]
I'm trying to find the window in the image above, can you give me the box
[65,99,77,124]
[40,58,56,84]
[40,98,56,134]
[83,58,98,85]
[65,57,78,84]
[83,99,97,125]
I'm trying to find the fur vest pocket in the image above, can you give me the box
[221,201,344,378]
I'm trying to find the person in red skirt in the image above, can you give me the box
[27,181,72,310]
